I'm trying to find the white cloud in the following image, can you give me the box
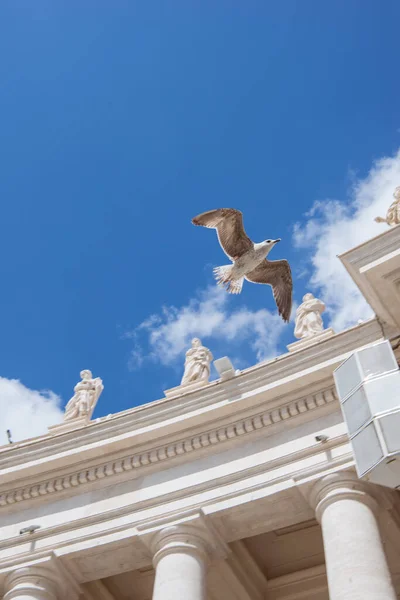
[0,378,63,446]
[293,149,400,331]
[128,285,287,371]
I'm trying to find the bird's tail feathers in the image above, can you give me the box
[213,265,243,294]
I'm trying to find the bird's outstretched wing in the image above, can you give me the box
[192,208,253,260]
[245,260,293,322]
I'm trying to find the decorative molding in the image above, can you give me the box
[70,540,150,582]
[82,580,116,600]
[0,450,352,564]
[164,379,208,398]
[213,490,313,542]
[266,564,328,600]
[287,328,335,353]
[225,540,268,599]
[208,540,268,600]
[0,386,338,509]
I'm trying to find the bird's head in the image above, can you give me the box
[260,238,281,256]
[263,238,281,247]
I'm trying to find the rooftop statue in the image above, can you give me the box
[64,369,104,422]
[192,208,293,322]
[375,186,400,227]
[181,338,213,386]
[294,293,325,340]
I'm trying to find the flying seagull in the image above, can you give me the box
[192,208,293,322]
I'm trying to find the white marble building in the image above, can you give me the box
[1,224,400,600]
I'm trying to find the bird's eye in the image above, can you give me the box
[266,239,271,243]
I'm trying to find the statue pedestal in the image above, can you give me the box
[164,380,208,399]
[287,328,335,353]
[48,416,89,435]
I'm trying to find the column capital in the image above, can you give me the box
[151,524,212,568]
[308,470,379,523]
[138,511,229,567]
[3,556,81,600]
[4,565,62,600]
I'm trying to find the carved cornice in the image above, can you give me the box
[0,318,382,476]
[0,386,338,509]
[339,225,400,269]
[339,227,400,331]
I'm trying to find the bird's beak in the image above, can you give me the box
[274,238,281,244]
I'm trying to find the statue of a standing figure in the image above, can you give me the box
[375,186,400,227]
[181,338,213,386]
[294,293,325,340]
[64,370,104,422]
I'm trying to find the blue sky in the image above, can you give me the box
[1,2,400,442]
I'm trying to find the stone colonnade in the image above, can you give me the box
[2,472,397,600]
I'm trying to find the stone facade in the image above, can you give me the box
[1,226,400,600]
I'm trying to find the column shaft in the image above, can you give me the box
[313,474,396,600]
[153,548,206,600]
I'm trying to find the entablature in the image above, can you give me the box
[340,225,400,332]
[0,381,342,511]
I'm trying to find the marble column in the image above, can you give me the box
[310,471,396,600]
[3,566,62,600]
[151,525,210,600]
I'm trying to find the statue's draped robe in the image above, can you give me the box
[385,198,400,226]
[64,378,103,421]
[294,298,325,339]
[181,347,213,385]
